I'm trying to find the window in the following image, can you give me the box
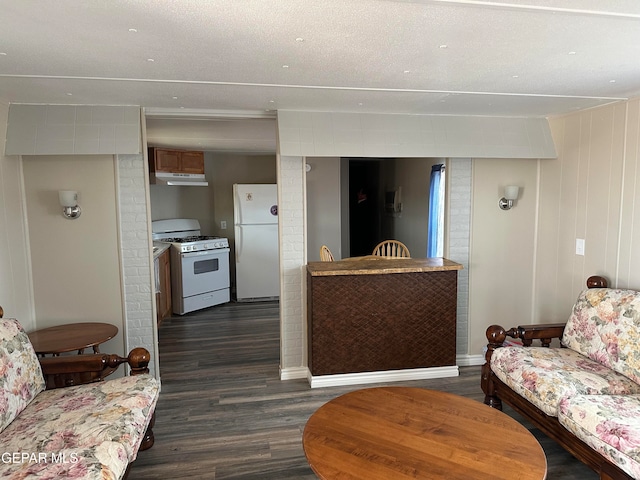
[427,164,445,258]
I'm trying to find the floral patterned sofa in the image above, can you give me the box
[482,276,640,480]
[0,312,160,480]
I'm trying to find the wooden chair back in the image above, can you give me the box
[372,240,410,258]
[320,245,335,262]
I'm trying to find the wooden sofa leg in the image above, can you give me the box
[139,412,155,451]
[481,363,502,410]
[599,462,627,480]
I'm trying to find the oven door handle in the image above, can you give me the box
[181,250,215,259]
[181,248,230,259]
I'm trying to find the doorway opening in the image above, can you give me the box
[349,159,382,256]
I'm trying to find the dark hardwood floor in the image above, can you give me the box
[128,301,597,479]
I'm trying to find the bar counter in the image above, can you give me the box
[307,256,462,276]
[306,257,463,387]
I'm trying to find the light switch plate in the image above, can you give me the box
[221,220,227,230]
[576,238,585,256]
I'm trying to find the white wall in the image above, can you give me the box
[534,99,640,321]
[6,104,141,155]
[21,155,125,356]
[468,158,539,354]
[0,101,35,329]
[149,183,210,225]
[278,111,556,158]
[391,157,443,258]
[306,157,341,261]
[619,99,640,289]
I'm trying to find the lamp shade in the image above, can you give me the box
[504,186,519,201]
[59,190,78,207]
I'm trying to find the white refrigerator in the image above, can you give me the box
[233,184,280,301]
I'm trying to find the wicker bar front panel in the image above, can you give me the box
[307,270,457,376]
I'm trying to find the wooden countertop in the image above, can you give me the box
[153,242,171,260]
[307,257,462,276]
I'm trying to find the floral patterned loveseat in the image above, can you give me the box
[481,276,640,480]
[0,313,159,480]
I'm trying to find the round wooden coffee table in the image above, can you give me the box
[303,387,547,480]
[28,322,118,356]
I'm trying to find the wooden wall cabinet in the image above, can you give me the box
[155,248,172,325]
[148,147,204,174]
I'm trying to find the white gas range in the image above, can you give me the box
[152,219,230,315]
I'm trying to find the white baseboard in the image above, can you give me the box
[456,354,485,366]
[279,366,308,380]
[283,357,483,383]
[307,365,459,389]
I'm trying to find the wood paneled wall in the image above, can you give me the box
[535,99,639,325]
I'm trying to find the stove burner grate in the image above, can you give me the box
[161,235,219,243]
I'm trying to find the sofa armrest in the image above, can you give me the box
[481,323,566,409]
[486,323,566,348]
[39,347,151,389]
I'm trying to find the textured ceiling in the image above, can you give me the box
[1,0,639,150]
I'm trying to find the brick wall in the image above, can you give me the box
[277,156,306,374]
[447,158,471,355]
[116,153,158,377]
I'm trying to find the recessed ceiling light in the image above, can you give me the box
[172,96,178,100]
[282,65,289,68]
[358,102,363,106]
[568,51,576,55]
[295,37,304,42]
[403,70,411,74]
[439,44,448,49]
[128,28,138,33]
[269,100,275,103]
[0,52,6,56]
[512,75,519,78]
[66,93,73,96]
[147,58,155,62]
[610,79,617,83]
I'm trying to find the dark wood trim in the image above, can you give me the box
[39,347,151,389]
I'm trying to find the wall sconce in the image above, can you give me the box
[59,190,81,219]
[499,185,520,210]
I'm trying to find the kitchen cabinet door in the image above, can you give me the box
[154,149,181,172]
[149,148,205,174]
[179,151,205,173]
[156,248,172,325]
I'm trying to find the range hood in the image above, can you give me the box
[151,172,209,187]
